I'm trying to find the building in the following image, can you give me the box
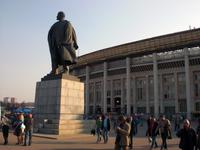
[72,28,200,119]
[3,97,9,104]
[10,97,16,104]
[3,97,17,104]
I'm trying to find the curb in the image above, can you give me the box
[32,134,58,140]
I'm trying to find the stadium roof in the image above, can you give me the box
[74,28,200,68]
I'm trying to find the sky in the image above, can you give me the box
[0,0,200,102]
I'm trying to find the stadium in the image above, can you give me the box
[72,28,200,119]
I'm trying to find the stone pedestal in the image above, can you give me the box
[34,74,91,135]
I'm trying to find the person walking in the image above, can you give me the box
[13,113,25,145]
[157,115,171,150]
[150,118,159,149]
[114,115,130,150]
[132,114,138,135]
[1,115,10,145]
[23,113,33,146]
[95,115,102,143]
[196,119,200,150]
[101,114,111,143]
[146,115,154,143]
[174,113,181,132]
[126,116,134,149]
[177,119,196,150]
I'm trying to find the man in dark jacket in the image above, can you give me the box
[196,119,200,150]
[150,118,159,149]
[101,114,111,143]
[48,11,78,75]
[1,116,10,145]
[176,119,196,150]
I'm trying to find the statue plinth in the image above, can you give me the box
[34,74,92,135]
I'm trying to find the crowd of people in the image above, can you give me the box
[2,111,200,150]
[93,113,200,150]
[94,113,137,150]
[0,113,33,146]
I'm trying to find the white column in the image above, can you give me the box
[126,57,131,115]
[174,72,179,113]
[121,78,124,113]
[93,83,96,113]
[184,48,191,119]
[153,53,159,118]
[103,62,107,114]
[160,75,164,113]
[111,80,113,113]
[146,75,150,114]
[132,76,136,113]
[85,66,90,115]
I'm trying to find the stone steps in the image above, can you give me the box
[39,119,95,135]
[38,126,89,135]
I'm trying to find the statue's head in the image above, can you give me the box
[57,11,65,21]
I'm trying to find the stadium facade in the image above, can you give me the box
[72,28,200,119]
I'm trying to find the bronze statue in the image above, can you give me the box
[48,11,78,75]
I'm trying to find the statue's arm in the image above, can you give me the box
[65,22,78,50]
[72,27,78,50]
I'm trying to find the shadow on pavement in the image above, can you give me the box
[41,148,113,150]
[34,141,98,145]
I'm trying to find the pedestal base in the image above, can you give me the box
[34,74,91,135]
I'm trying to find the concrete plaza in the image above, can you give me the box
[0,132,181,150]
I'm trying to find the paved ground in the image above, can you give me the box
[0,121,190,150]
[0,132,181,150]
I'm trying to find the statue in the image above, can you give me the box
[48,11,78,75]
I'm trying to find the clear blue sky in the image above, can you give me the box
[0,0,200,102]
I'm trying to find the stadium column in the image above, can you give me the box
[126,57,131,115]
[85,65,90,115]
[121,78,124,113]
[146,75,150,114]
[111,80,113,113]
[184,48,191,119]
[174,72,179,113]
[103,62,107,114]
[159,75,164,113]
[153,53,159,118]
[132,76,136,113]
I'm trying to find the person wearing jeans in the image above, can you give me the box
[24,128,32,146]
[95,116,102,143]
[151,118,159,149]
[157,115,171,150]
[24,114,33,146]
[101,114,111,143]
